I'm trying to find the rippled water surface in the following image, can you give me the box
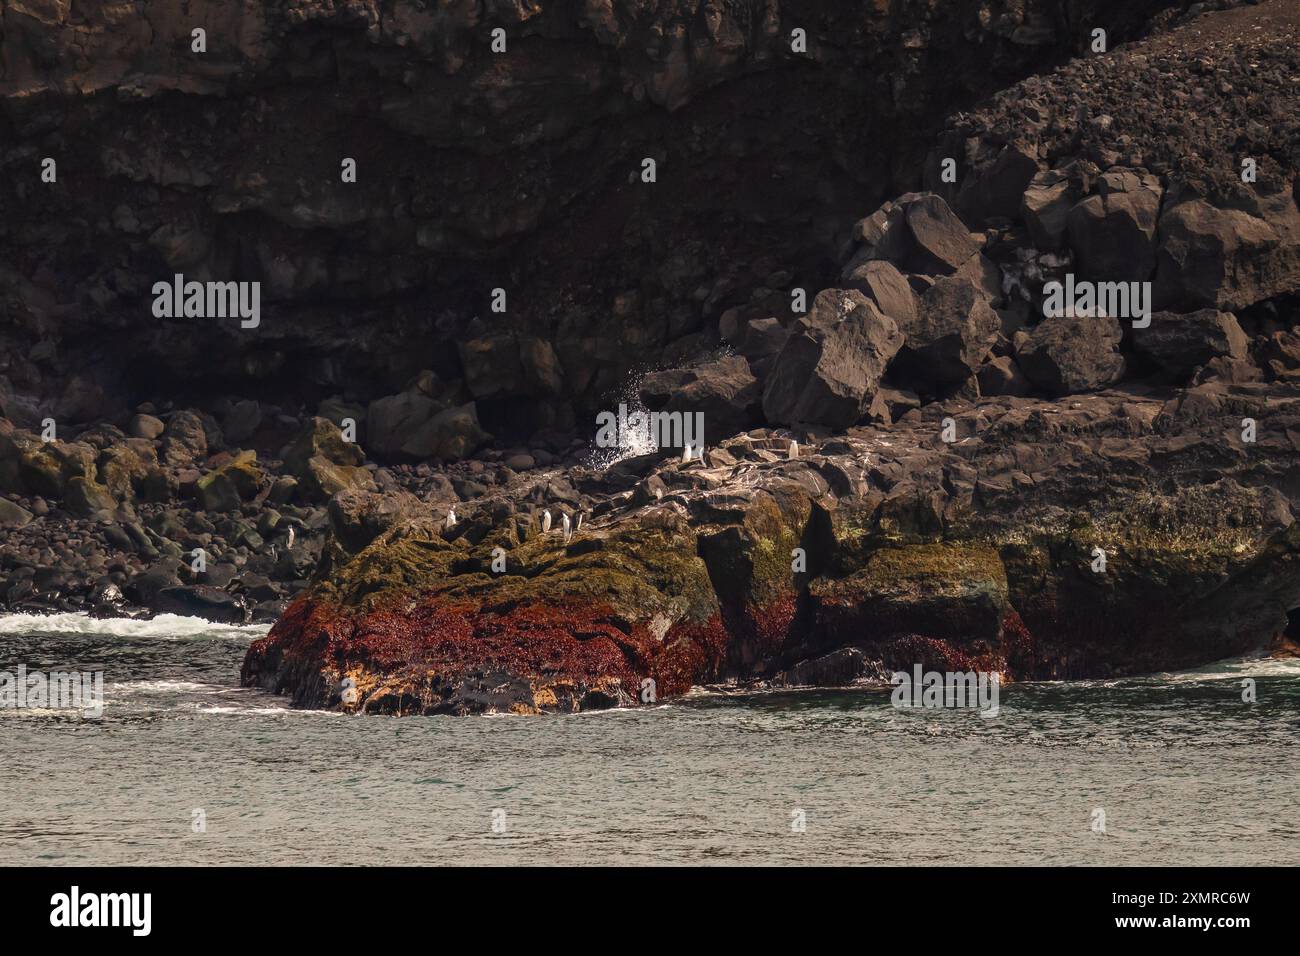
[2,613,1298,865]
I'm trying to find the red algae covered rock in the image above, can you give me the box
[242,508,726,714]
[810,543,1014,674]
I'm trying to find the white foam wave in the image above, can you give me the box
[0,612,271,639]
[195,704,341,717]
[107,680,223,693]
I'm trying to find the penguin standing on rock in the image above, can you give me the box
[575,512,583,534]
[562,513,572,543]
[541,509,552,533]
[445,506,456,530]
[789,440,799,460]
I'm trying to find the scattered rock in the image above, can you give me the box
[1066,168,1162,283]
[196,450,264,511]
[128,414,165,440]
[1016,314,1126,395]
[892,276,1000,392]
[155,585,249,625]
[1133,309,1249,379]
[63,477,117,517]
[0,498,33,529]
[640,354,762,446]
[762,289,903,429]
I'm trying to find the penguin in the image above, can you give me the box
[575,512,583,534]
[541,509,552,533]
[445,506,456,530]
[286,526,296,549]
[681,444,692,464]
[788,439,799,460]
[562,513,572,543]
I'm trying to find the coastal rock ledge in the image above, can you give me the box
[242,384,1300,714]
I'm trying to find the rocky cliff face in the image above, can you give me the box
[5,0,1300,714]
[3,0,1185,441]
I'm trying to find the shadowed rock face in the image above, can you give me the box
[1,0,1187,439]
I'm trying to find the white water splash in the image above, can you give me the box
[586,387,660,471]
[0,612,270,639]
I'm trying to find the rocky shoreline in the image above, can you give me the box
[5,0,1300,713]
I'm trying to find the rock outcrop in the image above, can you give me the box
[244,381,1300,712]
[5,1,1300,715]
[761,289,903,430]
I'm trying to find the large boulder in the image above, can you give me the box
[63,477,117,517]
[977,355,1033,397]
[1133,309,1249,379]
[195,450,264,511]
[0,433,97,498]
[327,488,428,557]
[639,354,761,446]
[283,417,364,475]
[891,276,1000,392]
[126,561,184,606]
[1021,161,1097,251]
[519,337,565,396]
[282,418,373,502]
[1016,314,1126,396]
[950,141,1040,226]
[222,400,263,444]
[367,391,444,459]
[459,333,523,399]
[1154,190,1300,311]
[409,403,490,461]
[161,409,209,468]
[814,543,1010,652]
[1066,168,1163,283]
[155,585,249,624]
[737,317,790,373]
[300,456,377,500]
[1258,331,1300,378]
[853,193,982,277]
[318,397,368,444]
[97,440,161,500]
[368,390,489,462]
[761,289,904,430]
[127,414,165,440]
[840,259,919,327]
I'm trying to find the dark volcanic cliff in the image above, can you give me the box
[4,0,1187,439]
[5,0,1300,714]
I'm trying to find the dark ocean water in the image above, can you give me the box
[1,612,1297,866]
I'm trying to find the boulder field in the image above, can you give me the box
[4,0,1300,712]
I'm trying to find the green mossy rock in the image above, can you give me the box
[196,450,264,511]
[64,477,117,517]
[283,417,363,476]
